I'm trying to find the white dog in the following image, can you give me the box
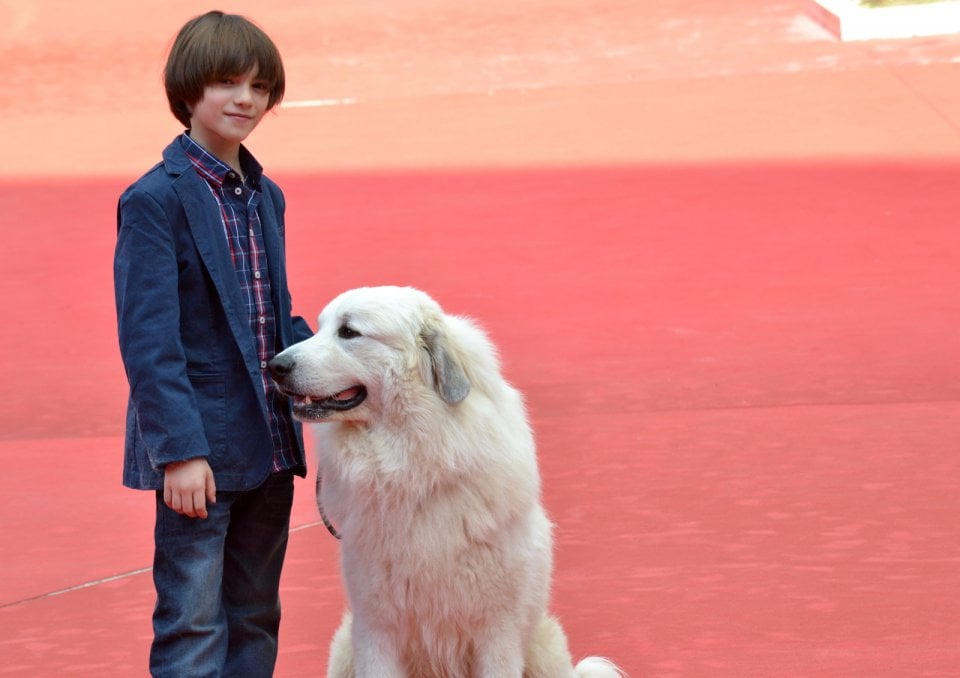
[270,286,622,678]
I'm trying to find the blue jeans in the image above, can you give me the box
[150,471,294,678]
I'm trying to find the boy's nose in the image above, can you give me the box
[234,85,253,104]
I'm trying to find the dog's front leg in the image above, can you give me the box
[475,630,525,678]
[352,620,405,678]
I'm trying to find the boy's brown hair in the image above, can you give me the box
[164,11,285,127]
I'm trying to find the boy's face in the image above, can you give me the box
[188,67,271,158]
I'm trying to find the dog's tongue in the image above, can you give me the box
[334,387,362,402]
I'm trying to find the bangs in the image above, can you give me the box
[205,21,284,90]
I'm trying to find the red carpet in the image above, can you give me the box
[2,1,960,676]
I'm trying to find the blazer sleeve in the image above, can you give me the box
[115,185,211,469]
[290,305,314,344]
[264,176,314,346]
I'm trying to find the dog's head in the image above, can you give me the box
[269,286,472,424]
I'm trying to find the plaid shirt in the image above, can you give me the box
[182,133,298,473]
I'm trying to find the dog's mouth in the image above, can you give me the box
[287,385,367,420]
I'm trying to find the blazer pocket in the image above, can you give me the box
[188,373,227,464]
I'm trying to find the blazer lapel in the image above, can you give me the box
[173,170,259,369]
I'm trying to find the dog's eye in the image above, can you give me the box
[338,325,361,339]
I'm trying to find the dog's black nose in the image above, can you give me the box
[268,354,295,383]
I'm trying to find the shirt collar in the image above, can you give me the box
[180,132,263,189]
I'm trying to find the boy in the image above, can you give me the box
[113,11,313,677]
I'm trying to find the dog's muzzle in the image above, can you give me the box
[268,355,367,420]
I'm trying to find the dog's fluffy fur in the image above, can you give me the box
[270,286,622,678]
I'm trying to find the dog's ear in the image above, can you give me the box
[419,318,470,405]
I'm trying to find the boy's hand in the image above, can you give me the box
[163,458,217,519]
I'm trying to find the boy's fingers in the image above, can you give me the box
[162,459,214,518]
[170,491,182,514]
[193,490,208,519]
[206,473,217,505]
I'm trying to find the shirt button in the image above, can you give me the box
[254,271,261,279]
[227,172,237,179]
[259,316,266,324]
[249,229,255,237]
[260,360,268,369]
[234,187,243,196]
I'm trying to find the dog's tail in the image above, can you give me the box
[574,656,627,677]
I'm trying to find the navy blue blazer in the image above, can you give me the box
[114,136,313,491]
